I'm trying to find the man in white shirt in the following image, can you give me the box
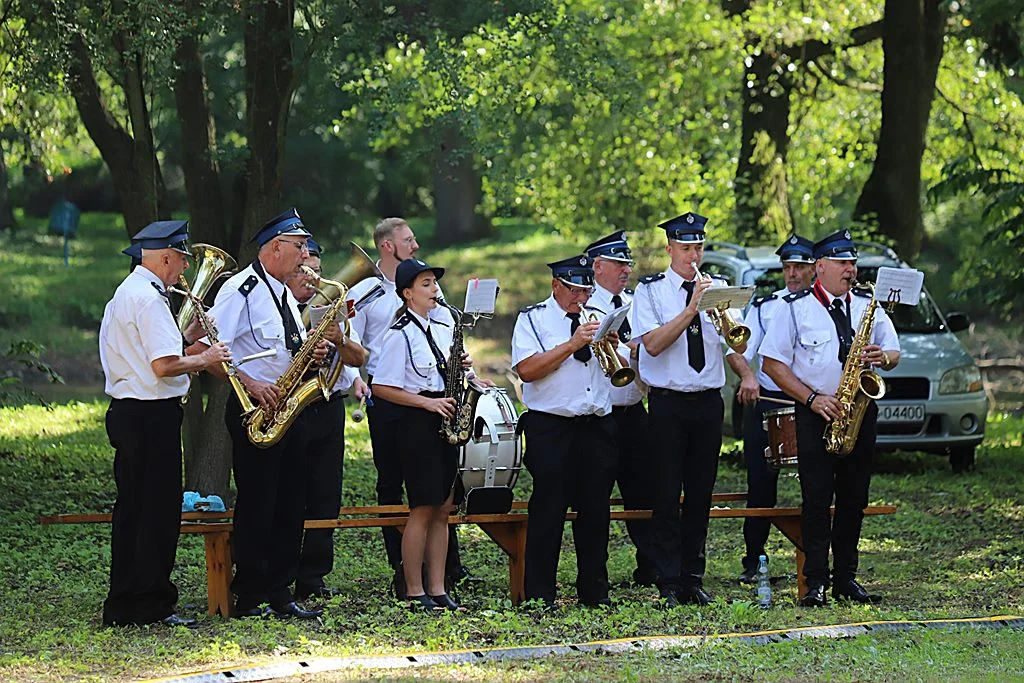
[511,255,621,609]
[583,231,658,587]
[99,220,231,627]
[196,208,330,619]
[630,212,748,608]
[346,217,474,597]
[761,229,901,606]
[284,239,367,601]
[735,235,816,584]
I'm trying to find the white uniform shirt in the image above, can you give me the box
[349,266,447,378]
[742,287,790,392]
[589,283,644,407]
[373,309,454,394]
[630,266,729,392]
[99,266,190,400]
[759,287,900,397]
[511,295,613,417]
[205,262,306,384]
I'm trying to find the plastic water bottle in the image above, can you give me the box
[756,555,771,608]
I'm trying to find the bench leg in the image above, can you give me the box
[203,531,233,618]
[770,517,807,599]
[477,521,527,605]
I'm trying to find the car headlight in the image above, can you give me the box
[938,364,983,394]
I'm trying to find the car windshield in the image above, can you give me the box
[744,266,946,334]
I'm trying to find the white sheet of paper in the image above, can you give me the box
[874,267,923,306]
[594,302,631,342]
[698,285,756,311]
[464,278,499,315]
[307,304,330,329]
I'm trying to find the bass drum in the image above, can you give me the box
[763,406,799,469]
[459,387,523,513]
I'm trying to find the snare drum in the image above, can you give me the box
[762,406,799,469]
[459,387,523,494]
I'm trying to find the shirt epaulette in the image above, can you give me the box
[390,313,412,330]
[783,288,811,303]
[624,287,634,295]
[639,273,665,285]
[752,293,777,308]
[431,318,451,327]
[520,303,546,314]
[583,304,606,315]
[238,274,259,297]
[852,287,873,298]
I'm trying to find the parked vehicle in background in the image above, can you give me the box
[703,241,987,472]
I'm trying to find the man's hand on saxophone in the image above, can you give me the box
[239,373,283,412]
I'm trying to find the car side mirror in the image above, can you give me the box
[945,312,970,333]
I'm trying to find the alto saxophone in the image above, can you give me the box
[245,266,349,448]
[436,298,483,446]
[824,282,887,456]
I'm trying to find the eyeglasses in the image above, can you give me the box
[278,239,310,253]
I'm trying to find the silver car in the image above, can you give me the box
[701,241,987,472]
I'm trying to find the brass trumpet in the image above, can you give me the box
[585,312,636,387]
[691,262,751,350]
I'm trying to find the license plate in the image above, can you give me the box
[878,403,926,423]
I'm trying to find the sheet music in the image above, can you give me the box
[594,302,631,342]
[874,267,923,306]
[464,278,499,315]
[698,285,756,312]
[307,304,330,329]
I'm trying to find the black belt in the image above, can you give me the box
[330,391,349,400]
[649,387,719,400]
[612,400,643,412]
[418,390,445,399]
[527,410,608,423]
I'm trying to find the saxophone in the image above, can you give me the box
[436,298,483,446]
[245,266,349,448]
[824,282,887,456]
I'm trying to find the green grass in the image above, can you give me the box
[1,401,1022,681]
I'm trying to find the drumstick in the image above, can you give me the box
[759,395,796,406]
[352,395,368,423]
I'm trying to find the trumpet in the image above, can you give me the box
[585,312,636,387]
[691,262,751,350]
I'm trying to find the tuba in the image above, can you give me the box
[301,242,382,329]
[692,262,751,349]
[177,244,238,332]
[825,282,887,456]
[585,312,635,387]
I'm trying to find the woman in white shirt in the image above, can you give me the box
[372,259,466,612]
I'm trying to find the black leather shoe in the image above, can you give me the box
[738,567,758,585]
[450,565,484,585]
[833,579,882,604]
[632,568,659,587]
[678,585,715,606]
[659,592,682,609]
[580,597,615,609]
[296,585,342,601]
[799,585,828,607]
[429,593,466,611]
[408,594,444,612]
[269,601,323,619]
[160,613,198,628]
[234,605,273,619]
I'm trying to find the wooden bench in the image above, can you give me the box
[40,494,896,616]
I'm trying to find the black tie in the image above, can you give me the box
[151,282,171,309]
[566,313,593,363]
[828,298,853,364]
[611,294,631,340]
[681,281,706,372]
[424,324,449,386]
[280,289,303,356]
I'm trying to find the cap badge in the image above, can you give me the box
[790,236,798,244]
[579,257,587,266]
[843,230,851,239]
[686,215,695,224]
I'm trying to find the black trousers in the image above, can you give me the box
[795,401,877,588]
[226,394,311,611]
[102,397,184,626]
[648,388,724,592]
[295,393,346,596]
[366,389,463,577]
[523,411,617,604]
[740,388,790,573]
[611,401,658,581]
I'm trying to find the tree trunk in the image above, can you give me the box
[239,0,296,264]
[173,3,234,497]
[853,0,947,259]
[0,140,16,231]
[734,49,794,245]
[433,124,491,246]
